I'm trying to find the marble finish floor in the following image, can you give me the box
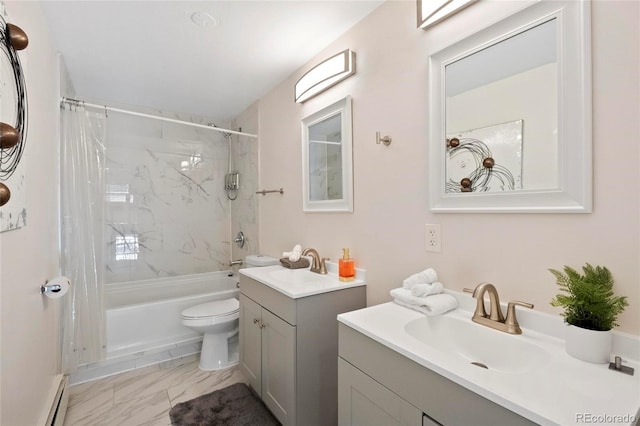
[63,356,246,425]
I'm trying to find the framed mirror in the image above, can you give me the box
[301,96,353,212]
[428,1,592,213]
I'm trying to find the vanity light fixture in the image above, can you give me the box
[294,49,356,103]
[417,0,476,30]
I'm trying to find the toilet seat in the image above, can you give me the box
[181,299,239,324]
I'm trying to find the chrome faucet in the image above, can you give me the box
[463,283,533,335]
[301,248,328,274]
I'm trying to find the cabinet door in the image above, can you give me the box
[261,308,296,426]
[338,358,422,426]
[239,294,263,396]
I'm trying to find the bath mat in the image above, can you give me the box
[169,382,281,426]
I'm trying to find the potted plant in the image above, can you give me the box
[549,263,628,364]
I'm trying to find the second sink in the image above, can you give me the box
[404,309,550,374]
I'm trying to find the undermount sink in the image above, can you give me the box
[404,310,550,374]
[239,264,365,299]
[267,268,333,285]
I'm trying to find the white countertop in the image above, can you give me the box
[337,295,640,426]
[239,261,366,299]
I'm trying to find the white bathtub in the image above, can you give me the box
[104,271,239,359]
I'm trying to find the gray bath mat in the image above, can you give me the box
[169,382,281,426]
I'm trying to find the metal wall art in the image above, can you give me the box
[0,9,29,230]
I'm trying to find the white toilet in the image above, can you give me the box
[181,255,279,371]
[244,254,279,269]
[181,298,240,371]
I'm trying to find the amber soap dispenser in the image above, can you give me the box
[339,248,355,282]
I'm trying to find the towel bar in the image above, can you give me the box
[256,188,284,196]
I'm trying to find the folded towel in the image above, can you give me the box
[393,296,458,316]
[390,287,458,316]
[279,257,310,269]
[282,244,302,262]
[402,268,438,289]
[410,282,443,297]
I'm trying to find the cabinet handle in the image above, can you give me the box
[259,323,266,329]
[253,318,260,324]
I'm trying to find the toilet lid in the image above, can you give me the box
[181,299,239,319]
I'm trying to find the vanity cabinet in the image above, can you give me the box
[240,294,295,424]
[339,358,423,426]
[239,274,366,426]
[338,323,536,426]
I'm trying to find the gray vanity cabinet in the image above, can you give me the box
[240,293,295,424]
[239,274,366,426]
[338,323,536,426]
[339,358,423,426]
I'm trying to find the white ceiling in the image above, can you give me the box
[40,1,383,122]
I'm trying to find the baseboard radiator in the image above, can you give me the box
[44,375,69,426]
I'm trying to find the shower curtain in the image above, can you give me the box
[60,104,107,372]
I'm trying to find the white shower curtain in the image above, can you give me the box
[60,104,107,372]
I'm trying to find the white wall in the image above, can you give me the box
[256,1,640,334]
[0,1,61,424]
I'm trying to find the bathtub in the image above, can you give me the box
[104,271,239,359]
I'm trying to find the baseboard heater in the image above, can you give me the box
[44,375,69,426]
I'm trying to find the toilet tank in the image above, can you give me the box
[245,255,279,268]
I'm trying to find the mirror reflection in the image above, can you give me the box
[308,113,343,201]
[302,96,353,212]
[445,18,557,194]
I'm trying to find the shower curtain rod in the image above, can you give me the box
[60,97,258,139]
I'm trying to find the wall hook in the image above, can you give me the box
[376,131,392,146]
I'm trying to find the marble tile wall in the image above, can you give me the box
[104,109,235,283]
[230,102,260,263]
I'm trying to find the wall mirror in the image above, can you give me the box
[428,1,592,213]
[302,96,353,212]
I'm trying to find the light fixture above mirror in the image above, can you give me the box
[417,0,476,30]
[294,49,356,103]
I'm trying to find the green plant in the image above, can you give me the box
[549,263,628,331]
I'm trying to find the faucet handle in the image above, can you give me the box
[463,287,475,294]
[505,300,534,334]
[319,257,328,275]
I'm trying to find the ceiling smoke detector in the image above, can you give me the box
[190,11,217,28]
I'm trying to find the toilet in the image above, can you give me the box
[181,298,240,371]
[244,254,279,269]
[181,255,279,371]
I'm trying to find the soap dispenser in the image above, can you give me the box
[339,248,355,282]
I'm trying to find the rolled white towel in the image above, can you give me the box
[410,282,443,297]
[402,268,438,289]
[393,295,458,316]
[282,244,302,262]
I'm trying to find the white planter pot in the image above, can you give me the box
[565,324,612,364]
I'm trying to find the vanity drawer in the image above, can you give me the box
[239,275,297,325]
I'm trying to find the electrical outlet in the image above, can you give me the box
[425,224,441,252]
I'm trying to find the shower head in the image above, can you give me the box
[208,123,233,139]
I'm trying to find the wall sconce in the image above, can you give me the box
[294,49,356,103]
[417,0,476,30]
